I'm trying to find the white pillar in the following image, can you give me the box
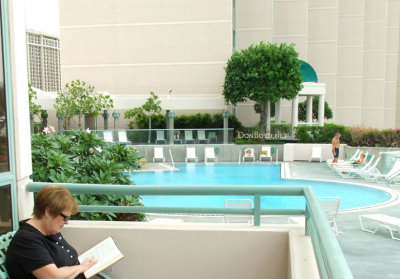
[275,99,281,124]
[291,96,299,136]
[306,96,313,123]
[318,95,325,126]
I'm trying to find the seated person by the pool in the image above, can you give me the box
[244,149,253,157]
[334,153,366,167]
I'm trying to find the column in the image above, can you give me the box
[102,110,109,130]
[306,96,313,123]
[222,110,230,144]
[275,99,281,124]
[318,95,325,126]
[56,113,64,135]
[167,111,176,145]
[291,96,299,136]
[112,111,120,130]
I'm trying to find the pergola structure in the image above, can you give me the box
[274,61,326,134]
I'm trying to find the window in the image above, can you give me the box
[26,32,61,92]
[0,185,12,234]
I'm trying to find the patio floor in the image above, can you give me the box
[288,162,400,279]
[141,161,400,278]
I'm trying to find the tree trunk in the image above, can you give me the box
[147,115,152,144]
[259,100,268,133]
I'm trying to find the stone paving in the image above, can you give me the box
[288,162,400,279]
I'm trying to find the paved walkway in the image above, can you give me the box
[288,162,400,279]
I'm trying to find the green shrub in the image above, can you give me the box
[347,127,400,147]
[31,129,145,221]
[294,123,349,143]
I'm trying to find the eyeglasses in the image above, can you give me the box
[59,212,71,221]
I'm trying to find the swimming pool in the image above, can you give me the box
[130,163,392,210]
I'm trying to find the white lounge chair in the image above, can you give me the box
[259,146,272,162]
[334,154,375,179]
[103,131,114,143]
[309,146,322,162]
[184,130,195,144]
[319,197,342,235]
[359,214,400,240]
[327,149,361,169]
[156,131,166,144]
[224,199,253,224]
[117,130,131,145]
[204,147,216,163]
[153,147,165,162]
[364,159,400,183]
[242,148,255,162]
[185,147,198,163]
[356,156,381,180]
[197,130,209,144]
[385,168,400,187]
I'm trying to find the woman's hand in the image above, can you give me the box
[79,256,98,273]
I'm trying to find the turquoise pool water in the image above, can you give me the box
[130,163,391,210]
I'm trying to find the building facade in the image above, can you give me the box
[58,0,400,129]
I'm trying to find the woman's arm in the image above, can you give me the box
[32,256,97,279]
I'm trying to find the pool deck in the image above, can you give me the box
[288,162,400,279]
[141,162,400,279]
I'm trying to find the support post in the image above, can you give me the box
[112,111,120,130]
[318,95,325,126]
[275,99,281,124]
[306,96,313,123]
[102,110,109,130]
[291,96,299,136]
[56,113,64,135]
[222,110,230,144]
[167,111,176,145]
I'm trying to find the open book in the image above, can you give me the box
[78,236,124,278]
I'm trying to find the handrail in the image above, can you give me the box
[168,148,175,167]
[27,182,353,279]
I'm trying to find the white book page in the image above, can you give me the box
[78,236,124,278]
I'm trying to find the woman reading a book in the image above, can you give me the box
[6,185,98,279]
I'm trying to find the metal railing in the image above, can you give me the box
[27,182,353,279]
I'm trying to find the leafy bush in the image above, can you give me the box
[294,123,350,143]
[31,129,145,221]
[128,112,244,132]
[347,127,400,147]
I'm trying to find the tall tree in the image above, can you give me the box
[223,42,303,132]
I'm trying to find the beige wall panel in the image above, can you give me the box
[62,64,226,96]
[338,0,365,15]
[60,0,231,26]
[386,28,400,54]
[335,78,362,107]
[387,0,400,26]
[273,36,307,60]
[361,109,384,128]
[236,0,273,29]
[334,108,361,126]
[273,1,307,36]
[385,56,398,81]
[309,0,338,8]
[337,16,364,46]
[364,0,387,21]
[336,47,363,76]
[308,9,338,41]
[363,22,387,51]
[383,110,396,128]
[318,74,336,106]
[235,103,259,127]
[60,0,114,26]
[236,30,273,50]
[61,23,232,64]
[384,82,397,109]
[307,43,337,74]
[361,80,385,107]
[362,52,385,79]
